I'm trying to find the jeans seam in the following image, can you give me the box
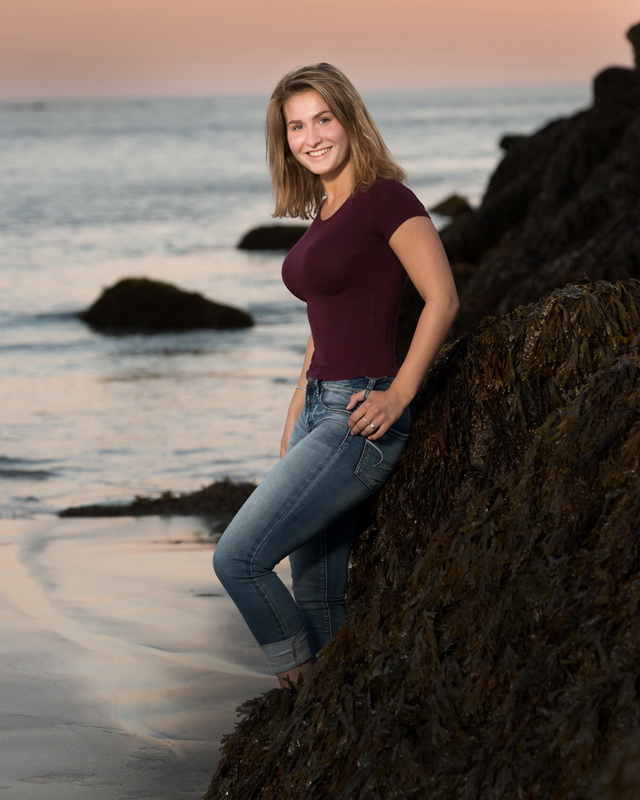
[251,572,295,643]
[321,530,330,642]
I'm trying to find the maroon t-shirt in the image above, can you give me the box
[282,179,430,380]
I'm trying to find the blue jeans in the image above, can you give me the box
[213,376,410,674]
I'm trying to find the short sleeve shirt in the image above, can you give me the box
[282,179,430,380]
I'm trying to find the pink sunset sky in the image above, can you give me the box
[0,0,637,99]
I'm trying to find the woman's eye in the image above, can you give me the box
[319,117,331,124]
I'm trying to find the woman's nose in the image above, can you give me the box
[306,128,322,148]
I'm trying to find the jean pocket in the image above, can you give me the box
[354,426,409,490]
[319,385,353,414]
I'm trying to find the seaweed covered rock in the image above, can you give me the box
[205,279,640,800]
[238,224,308,251]
[58,478,256,518]
[397,23,640,354]
[80,277,254,331]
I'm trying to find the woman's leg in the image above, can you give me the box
[288,506,357,661]
[213,420,374,674]
[213,377,410,676]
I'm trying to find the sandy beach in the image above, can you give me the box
[0,515,276,799]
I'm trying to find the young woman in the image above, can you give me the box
[214,63,459,687]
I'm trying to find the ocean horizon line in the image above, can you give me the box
[0,80,591,107]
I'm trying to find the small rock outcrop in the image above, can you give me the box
[429,193,473,218]
[79,277,254,331]
[238,225,308,251]
[58,479,256,518]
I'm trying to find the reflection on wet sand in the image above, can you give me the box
[0,516,276,799]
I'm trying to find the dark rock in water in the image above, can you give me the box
[429,193,473,218]
[205,278,640,800]
[59,479,256,518]
[79,277,254,331]
[237,224,308,251]
[396,23,640,359]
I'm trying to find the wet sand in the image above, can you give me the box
[0,516,276,799]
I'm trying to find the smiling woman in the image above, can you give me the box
[213,62,459,688]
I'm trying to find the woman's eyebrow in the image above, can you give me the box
[286,110,332,126]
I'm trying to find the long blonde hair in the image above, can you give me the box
[266,63,406,219]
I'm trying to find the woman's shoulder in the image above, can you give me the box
[369,178,418,200]
[367,179,429,216]
[365,179,427,212]
[365,179,430,239]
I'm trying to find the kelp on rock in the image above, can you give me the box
[205,278,640,800]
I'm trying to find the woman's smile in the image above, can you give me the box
[307,146,332,158]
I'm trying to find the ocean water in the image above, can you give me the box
[0,85,590,518]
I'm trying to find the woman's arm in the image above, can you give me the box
[280,334,314,457]
[347,216,459,439]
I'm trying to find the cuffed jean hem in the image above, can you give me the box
[261,628,312,674]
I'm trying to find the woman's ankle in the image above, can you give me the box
[276,659,312,688]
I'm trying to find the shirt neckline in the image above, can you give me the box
[317,193,353,223]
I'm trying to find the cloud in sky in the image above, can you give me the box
[0,0,636,98]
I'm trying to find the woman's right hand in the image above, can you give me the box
[280,387,306,457]
[282,334,313,458]
[280,420,296,458]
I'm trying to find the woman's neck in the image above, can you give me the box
[321,162,355,205]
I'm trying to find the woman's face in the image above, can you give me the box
[283,90,350,181]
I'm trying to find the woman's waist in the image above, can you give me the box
[305,375,395,394]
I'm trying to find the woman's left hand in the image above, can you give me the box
[346,389,405,440]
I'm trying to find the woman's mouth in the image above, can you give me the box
[307,147,331,158]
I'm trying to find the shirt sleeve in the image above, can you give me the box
[371,179,430,242]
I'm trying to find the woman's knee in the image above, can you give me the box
[213,532,268,586]
[212,542,224,579]
[212,537,237,585]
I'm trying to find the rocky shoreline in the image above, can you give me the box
[207,279,640,800]
[395,22,640,363]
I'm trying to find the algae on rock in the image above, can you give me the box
[205,279,640,800]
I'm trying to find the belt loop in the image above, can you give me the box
[363,377,377,400]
